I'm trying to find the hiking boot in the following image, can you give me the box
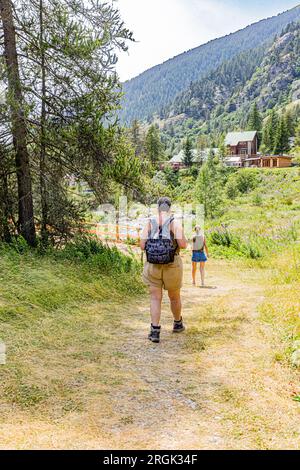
[148,325,161,343]
[173,318,185,333]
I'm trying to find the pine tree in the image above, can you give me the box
[262,109,278,153]
[269,110,279,152]
[183,136,193,167]
[0,0,36,246]
[218,138,226,160]
[0,0,138,244]
[196,150,224,218]
[145,125,164,164]
[130,120,143,157]
[247,103,262,145]
[261,127,270,154]
[284,110,295,137]
[273,116,290,155]
[294,122,300,164]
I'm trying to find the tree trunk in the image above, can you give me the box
[0,158,12,243]
[2,177,12,243]
[0,0,36,246]
[39,0,48,244]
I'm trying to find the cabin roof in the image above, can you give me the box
[169,148,219,164]
[169,149,198,164]
[225,131,257,146]
[225,156,242,163]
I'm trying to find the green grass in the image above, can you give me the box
[174,167,300,366]
[203,168,300,260]
[259,244,300,366]
[205,168,300,365]
[0,239,144,413]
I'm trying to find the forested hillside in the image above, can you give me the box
[160,21,300,142]
[120,5,300,124]
[166,47,266,121]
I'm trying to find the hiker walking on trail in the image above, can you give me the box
[140,197,188,343]
[192,226,209,287]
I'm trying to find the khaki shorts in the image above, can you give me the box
[143,255,183,291]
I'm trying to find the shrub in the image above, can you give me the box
[208,226,240,249]
[225,169,260,199]
[252,192,263,206]
[284,197,293,206]
[241,240,262,260]
[225,178,239,199]
[57,236,140,274]
[208,227,262,259]
[9,236,30,254]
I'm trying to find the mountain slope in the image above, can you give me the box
[165,21,300,128]
[231,22,300,116]
[120,5,300,124]
[167,47,266,121]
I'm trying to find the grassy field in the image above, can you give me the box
[0,250,299,449]
[0,168,299,449]
[204,168,300,258]
[260,247,300,368]
[0,241,144,420]
[204,168,300,365]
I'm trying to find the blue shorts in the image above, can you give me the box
[192,251,207,263]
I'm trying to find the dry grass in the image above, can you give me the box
[259,245,300,369]
[0,250,299,450]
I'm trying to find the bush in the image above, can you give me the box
[9,236,30,254]
[225,169,260,199]
[208,226,241,249]
[241,240,262,260]
[57,236,140,274]
[252,192,263,206]
[225,178,239,199]
[208,227,262,259]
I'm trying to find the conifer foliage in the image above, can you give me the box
[183,136,193,167]
[0,0,141,245]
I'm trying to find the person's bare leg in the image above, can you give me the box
[168,289,182,321]
[192,262,197,285]
[200,262,205,287]
[150,286,163,326]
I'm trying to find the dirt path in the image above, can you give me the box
[1,258,299,450]
[98,257,300,450]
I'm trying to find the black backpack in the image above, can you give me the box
[145,217,177,265]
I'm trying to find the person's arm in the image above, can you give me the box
[173,219,188,250]
[204,238,209,258]
[140,221,150,251]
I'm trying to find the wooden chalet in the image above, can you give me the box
[225,131,258,159]
[224,131,293,169]
[244,155,293,168]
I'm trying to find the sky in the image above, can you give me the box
[115,0,300,81]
